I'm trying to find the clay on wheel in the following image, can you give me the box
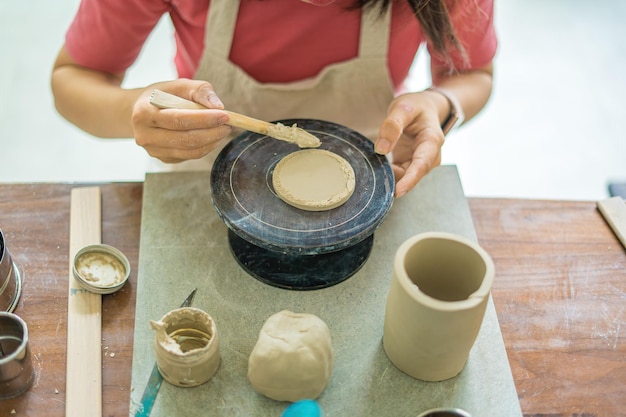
[272,149,355,211]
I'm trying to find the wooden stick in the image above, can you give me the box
[597,196,626,249]
[66,187,102,417]
[149,89,321,148]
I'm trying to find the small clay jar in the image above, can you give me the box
[151,307,220,387]
[382,232,494,381]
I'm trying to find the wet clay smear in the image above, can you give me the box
[75,252,126,287]
[267,123,321,148]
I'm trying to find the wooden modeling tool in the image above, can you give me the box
[149,89,321,149]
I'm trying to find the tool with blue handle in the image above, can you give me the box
[134,288,197,417]
[281,400,322,417]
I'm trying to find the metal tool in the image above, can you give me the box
[135,288,197,417]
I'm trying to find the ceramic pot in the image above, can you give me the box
[151,307,220,387]
[382,232,494,381]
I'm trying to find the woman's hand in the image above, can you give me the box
[374,91,447,198]
[132,79,233,163]
[52,47,235,163]
[374,64,494,198]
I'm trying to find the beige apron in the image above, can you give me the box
[152,0,394,171]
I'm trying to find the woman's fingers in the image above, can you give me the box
[147,108,230,131]
[375,100,417,155]
[132,83,234,162]
[376,92,446,197]
[393,132,443,197]
[137,123,233,161]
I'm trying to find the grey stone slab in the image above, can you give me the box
[129,165,522,417]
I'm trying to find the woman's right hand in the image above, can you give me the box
[131,79,234,163]
[52,46,233,163]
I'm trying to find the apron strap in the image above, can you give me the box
[359,2,391,58]
[205,0,240,58]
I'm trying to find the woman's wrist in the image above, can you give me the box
[426,86,465,135]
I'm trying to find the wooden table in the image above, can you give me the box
[0,183,624,417]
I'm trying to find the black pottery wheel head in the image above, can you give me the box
[210,119,395,290]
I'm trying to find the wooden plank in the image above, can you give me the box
[469,198,626,415]
[66,186,102,417]
[597,196,626,249]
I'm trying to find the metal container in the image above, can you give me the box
[72,244,130,294]
[0,312,34,399]
[416,408,472,417]
[0,229,21,313]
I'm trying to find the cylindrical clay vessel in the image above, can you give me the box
[383,232,494,381]
[151,307,220,387]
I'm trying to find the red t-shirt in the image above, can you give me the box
[65,0,496,89]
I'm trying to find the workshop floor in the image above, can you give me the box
[1,0,625,201]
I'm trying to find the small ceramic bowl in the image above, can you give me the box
[72,244,130,294]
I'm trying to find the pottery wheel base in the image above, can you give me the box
[228,230,373,291]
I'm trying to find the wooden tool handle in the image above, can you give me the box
[223,110,273,135]
[148,89,205,110]
[149,89,272,135]
[149,89,321,148]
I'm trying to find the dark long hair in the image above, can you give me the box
[353,0,467,68]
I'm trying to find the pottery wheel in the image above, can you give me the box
[211,119,395,290]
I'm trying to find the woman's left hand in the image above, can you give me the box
[374,91,447,198]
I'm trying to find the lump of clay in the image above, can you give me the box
[248,310,333,402]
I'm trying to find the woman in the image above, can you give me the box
[51,0,496,197]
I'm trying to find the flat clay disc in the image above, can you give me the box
[211,119,395,256]
[272,149,355,212]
